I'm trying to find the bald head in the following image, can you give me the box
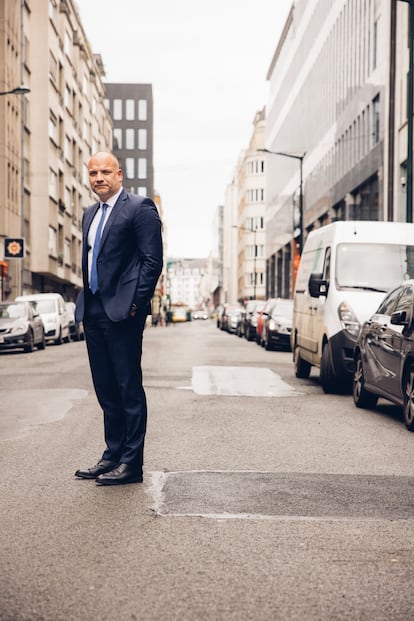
[87,151,123,202]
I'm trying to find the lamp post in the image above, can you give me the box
[258,148,306,254]
[232,224,257,299]
[0,85,30,96]
[397,0,414,222]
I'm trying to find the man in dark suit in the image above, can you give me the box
[74,151,163,485]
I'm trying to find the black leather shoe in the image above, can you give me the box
[95,463,143,486]
[75,459,118,479]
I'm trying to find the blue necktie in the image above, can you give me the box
[89,203,108,293]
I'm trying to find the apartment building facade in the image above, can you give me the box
[104,83,154,200]
[223,108,266,303]
[0,0,113,301]
[264,0,389,297]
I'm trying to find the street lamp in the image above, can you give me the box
[232,224,257,299]
[258,148,306,254]
[0,85,30,96]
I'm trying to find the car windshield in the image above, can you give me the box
[0,303,25,319]
[336,243,414,292]
[272,300,293,317]
[34,300,55,314]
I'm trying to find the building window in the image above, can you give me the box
[138,158,147,179]
[49,226,57,256]
[113,128,122,149]
[126,99,135,120]
[49,51,57,85]
[126,128,134,149]
[126,158,134,179]
[138,99,147,121]
[64,239,71,265]
[49,169,57,198]
[48,112,57,143]
[372,95,380,144]
[113,99,122,120]
[64,29,71,56]
[138,186,147,196]
[138,128,147,149]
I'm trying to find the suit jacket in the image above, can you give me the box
[75,189,163,323]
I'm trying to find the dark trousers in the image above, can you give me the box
[84,294,147,473]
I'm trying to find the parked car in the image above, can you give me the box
[245,301,265,341]
[65,301,84,341]
[255,298,278,345]
[292,220,414,394]
[16,293,70,345]
[193,309,208,320]
[261,298,293,351]
[219,304,242,332]
[236,299,260,338]
[353,279,414,431]
[0,300,46,353]
[227,306,243,334]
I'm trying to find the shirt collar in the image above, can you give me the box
[101,186,123,209]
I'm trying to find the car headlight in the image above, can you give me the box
[269,319,279,331]
[338,302,360,338]
[10,323,28,335]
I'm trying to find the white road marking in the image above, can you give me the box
[191,366,300,397]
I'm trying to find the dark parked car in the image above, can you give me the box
[353,279,414,431]
[0,301,46,353]
[261,298,293,351]
[236,299,259,337]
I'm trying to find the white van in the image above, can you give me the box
[15,293,70,345]
[291,221,414,393]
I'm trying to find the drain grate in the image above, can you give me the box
[152,471,414,520]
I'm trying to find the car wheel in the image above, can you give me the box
[353,353,378,409]
[37,329,46,350]
[320,343,338,394]
[55,329,63,345]
[23,330,34,353]
[265,335,273,351]
[403,364,414,432]
[294,344,311,378]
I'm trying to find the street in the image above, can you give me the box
[1,319,414,620]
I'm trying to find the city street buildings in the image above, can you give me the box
[264,0,385,296]
[263,0,408,298]
[222,108,267,304]
[0,0,112,301]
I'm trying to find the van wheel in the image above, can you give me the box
[294,345,311,378]
[353,352,378,409]
[403,364,414,431]
[320,344,337,394]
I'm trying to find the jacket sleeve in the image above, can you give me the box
[132,197,163,308]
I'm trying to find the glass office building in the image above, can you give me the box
[264,0,388,297]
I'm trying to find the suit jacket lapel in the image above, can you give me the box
[98,189,127,250]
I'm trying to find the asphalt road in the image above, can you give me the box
[1,319,414,621]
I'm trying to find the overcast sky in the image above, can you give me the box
[77,0,292,258]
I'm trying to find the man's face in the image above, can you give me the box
[88,153,123,202]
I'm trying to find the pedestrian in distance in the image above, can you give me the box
[74,151,163,486]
